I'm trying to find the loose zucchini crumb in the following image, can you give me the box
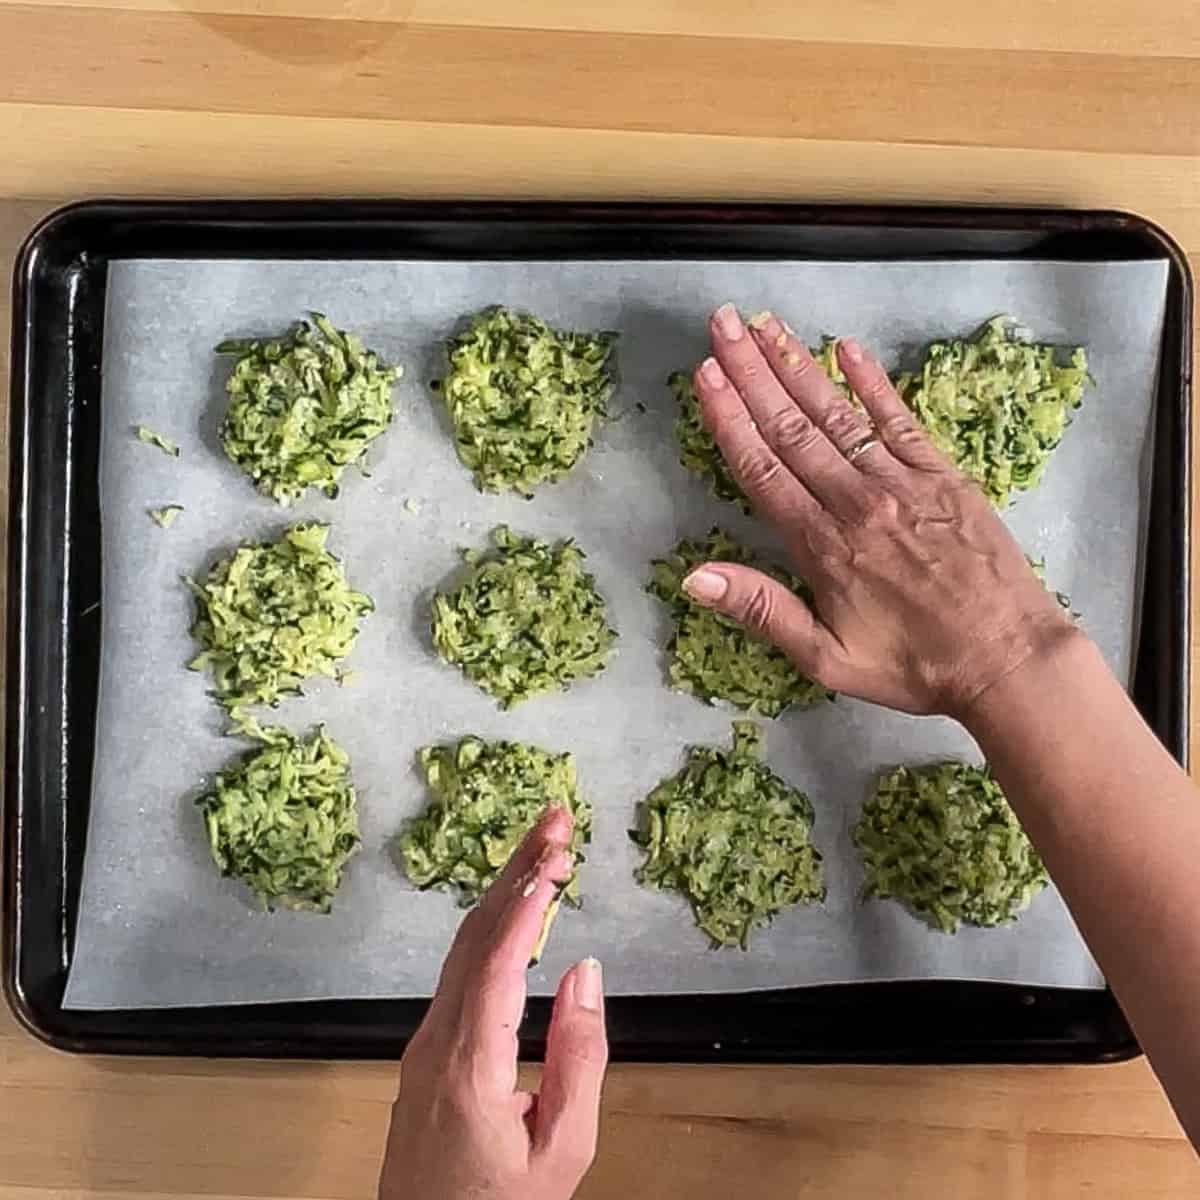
[897,317,1090,508]
[149,504,184,528]
[198,720,360,913]
[187,523,373,719]
[136,425,180,458]
[647,528,830,717]
[217,313,399,505]
[1029,556,1076,616]
[853,761,1049,933]
[398,735,591,908]
[631,721,825,948]
[432,525,616,709]
[435,306,617,496]
[671,338,848,512]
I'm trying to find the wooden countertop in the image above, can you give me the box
[2,5,1199,1197]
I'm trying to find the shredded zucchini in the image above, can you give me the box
[897,318,1090,507]
[149,504,184,528]
[198,721,360,913]
[647,528,830,717]
[853,761,1048,933]
[671,338,847,511]
[187,523,372,719]
[136,425,180,458]
[1029,556,1075,616]
[631,722,825,948]
[217,313,398,505]
[432,525,616,709]
[435,306,617,495]
[398,735,591,909]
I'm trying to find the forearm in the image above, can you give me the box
[966,633,1200,1141]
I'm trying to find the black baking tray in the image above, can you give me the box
[5,201,1192,1061]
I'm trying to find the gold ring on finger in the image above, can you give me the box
[844,434,882,465]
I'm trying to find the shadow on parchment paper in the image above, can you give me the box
[199,354,227,456]
[419,317,454,443]
[198,352,254,498]
[407,545,479,655]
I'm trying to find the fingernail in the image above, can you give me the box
[748,310,773,331]
[713,303,745,341]
[839,337,863,364]
[753,313,784,342]
[699,357,725,388]
[575,957,603,1011]
[539,804,571,836]
[682,568,729,604]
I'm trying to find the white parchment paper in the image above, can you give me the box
[63,257,1169,1009]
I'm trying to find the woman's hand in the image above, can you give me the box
[684,304,1079,719]
[379,808,607,1200]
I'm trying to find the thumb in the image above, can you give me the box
[533,958,608,1185]
[682,562,841,687]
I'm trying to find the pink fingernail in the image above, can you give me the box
[575,958,603,1012]
[713,303,745,341]
[839,337,864,364]
[538,804,571,838]
[682,567,729,604]
[699,357,726,388]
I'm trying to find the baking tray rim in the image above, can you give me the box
[4,198,1191,1062]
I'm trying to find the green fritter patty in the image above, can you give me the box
[647,528,830,717]
[897,317,1089,508]
[218,313,398,505]
[432,525,616,709]
[398,735,591,907]
[853,761,1049,933]
[435,306,617,495]
[198,720,360,913]
[632,721,825,948]
[188,523,372,719]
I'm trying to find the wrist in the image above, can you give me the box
[955,622,1102,738]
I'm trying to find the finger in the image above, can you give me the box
[426,810,574,1093]
[747,314,899,481]
[708,303,870,515]
[442,810,573,993]
[837,338,948,472]
[461,843,575,1094]
[692,357,826,537]
[681,562,848,691]
[470,805,574,949]
[533,958,608,1184]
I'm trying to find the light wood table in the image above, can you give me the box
[2,4,1199,1196]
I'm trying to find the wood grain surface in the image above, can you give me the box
[2,2,1200,1196]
